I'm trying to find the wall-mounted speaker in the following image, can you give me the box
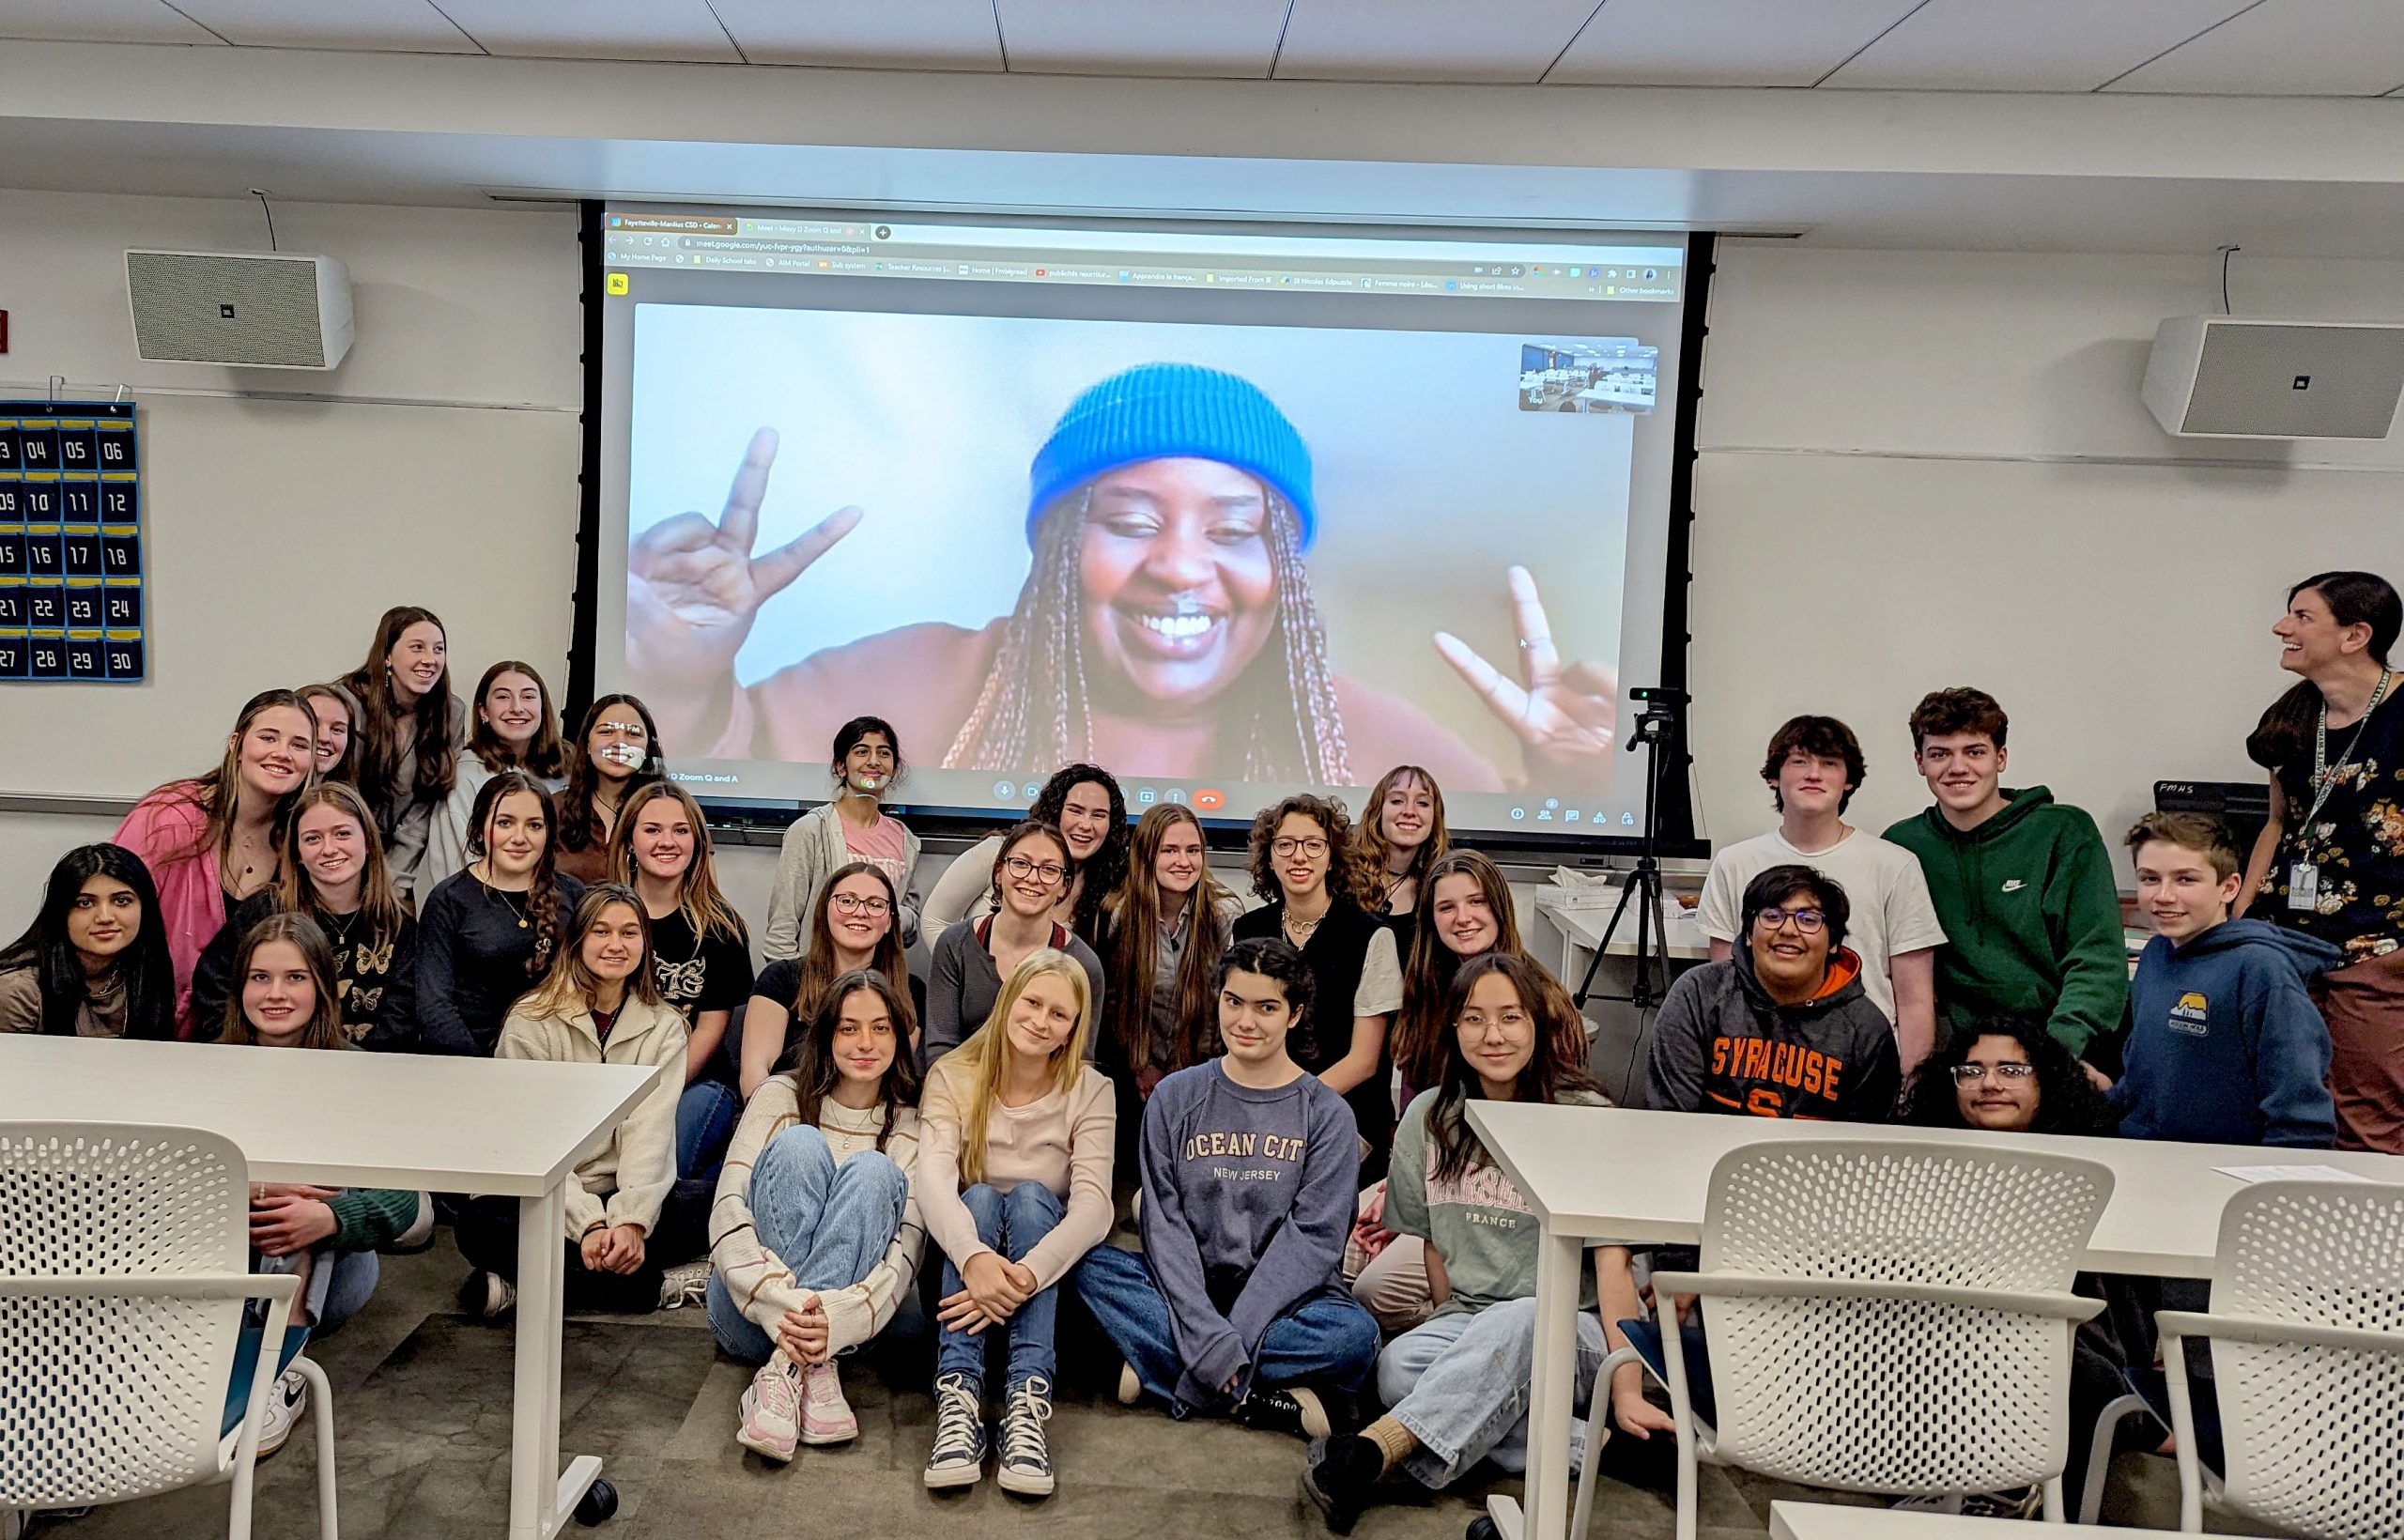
[124,250,354,370]
[2142,316,2404,440]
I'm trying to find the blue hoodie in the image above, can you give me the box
[2115,918,2339,1148]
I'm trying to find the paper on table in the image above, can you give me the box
[2213,1163,2369,1185]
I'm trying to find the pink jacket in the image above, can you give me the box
[113,786,223,1038]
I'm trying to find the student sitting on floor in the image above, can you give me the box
[1302,953,1633,1532]
[1645,863,1903,1123]
[0,843,177,1040]
[217,912,421,1458]
[415,771,584,1057]
[455,883,712,1317]
[709,969,925,1464]
[1076,936,1380,1438]
[2114,811,2338,1147]
[737,863,921,1097]
[917,948,1114,1498]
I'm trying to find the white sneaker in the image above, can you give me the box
[255,1364,310,1457]
[1116,1359,1141,1406]
[800,1359,859,1445]
[657,1260,711,1310]
[737,1356,803,1463]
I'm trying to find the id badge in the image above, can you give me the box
[2288,862,2321,912]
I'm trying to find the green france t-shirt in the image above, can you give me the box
[1384,1087,1610,1319]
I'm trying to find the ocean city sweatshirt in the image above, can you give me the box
[2115,919,2339,1148]
[1138,1061,1360,1409]
[1884,787,2128,1056]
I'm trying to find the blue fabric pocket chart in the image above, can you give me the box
[0,399,143,683]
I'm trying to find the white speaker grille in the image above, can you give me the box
[2186,323,2404,439]
[126,253,328,367]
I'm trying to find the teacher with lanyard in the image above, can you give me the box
[2239,570,2404,1152]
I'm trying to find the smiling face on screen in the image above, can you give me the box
[1077,458,1278,710]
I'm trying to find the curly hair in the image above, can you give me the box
[941,485,1351,783]
[1903,1016,2120,1136]
[1030,762,1129,946]
[1244,792,1367,905]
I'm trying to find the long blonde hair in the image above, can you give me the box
[946,947,1094,1184]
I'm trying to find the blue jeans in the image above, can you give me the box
[676,1079,742,1182]
[1378,1299,1608,1490]
[1074,1242,1379,1413]
[705,1124,911,1364]
[221,1248,380,1437]
[935,1180,1063,1391]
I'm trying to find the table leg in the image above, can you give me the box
[509,1183,576,1540]
[1517,1231,1583,1540]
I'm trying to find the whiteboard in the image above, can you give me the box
[0,392,580,801]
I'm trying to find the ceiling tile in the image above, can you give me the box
[168,0,480,52]
[997,0,1287,76]
[1826,0,2253,91]
[434,0,738,62]
[1548,0,1923,85]
[708,0,1001,69]
[1272,0,1599,84]
[0,0,227,44]
[2105,0,2404,95]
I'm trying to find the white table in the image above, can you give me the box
[1767,1499,2274,1540]
[1531,892,1713,976]
[0,1034,659,1540]
[1465,1101,2404,1540]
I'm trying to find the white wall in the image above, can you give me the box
[1687,243,2404,870]
[0,188,582,802]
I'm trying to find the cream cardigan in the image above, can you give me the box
[495,993,687,1239]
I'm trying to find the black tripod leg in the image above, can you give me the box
[1572,871,1643,1008]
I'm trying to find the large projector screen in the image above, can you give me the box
[586,206,1697,844]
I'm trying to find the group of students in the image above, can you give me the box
[4,565,2398,1514]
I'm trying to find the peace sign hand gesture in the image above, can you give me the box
[625,428,862,690]
[1433,565,1618,782]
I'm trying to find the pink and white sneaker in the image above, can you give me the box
[737,1356,804,1463]
[800,1359,859,1445]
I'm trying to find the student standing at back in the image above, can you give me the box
[0,844,177,1040]
[553,693,666,886]
[1352,764,1449,956]
[422,660,569,897]
[1883,687,2127,1061]
[2238,570,2404,1151]
[1697,716,1945,1070]
[296,682,362,786]
[343,605,465,903]
[113,687,317,1031]
[764,715,924,961]
[2116,812,2337,1147]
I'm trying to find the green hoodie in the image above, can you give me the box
[1883,787,2127,1055]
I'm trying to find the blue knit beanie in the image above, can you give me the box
[1025,362,1316,548]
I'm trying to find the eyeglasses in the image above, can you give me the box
[1003,855,1068,885]
[1271,837,1331,859]
[1752,905,1826,935]
[1949,1062,2038,1084]
[829,893,891,916]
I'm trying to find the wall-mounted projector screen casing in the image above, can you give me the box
[581,205,1703,852]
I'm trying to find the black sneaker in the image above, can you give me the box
[1300,1434,1384,1533]
[1466,1518,1502,1540]
[1235,1384,1332,1440]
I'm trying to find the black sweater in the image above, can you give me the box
[191,892,421,1051]
[414,870,586,1055]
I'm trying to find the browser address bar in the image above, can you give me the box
[770,221,1682,269]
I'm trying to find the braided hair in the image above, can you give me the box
[468,770,563,979]
[942,485,1351,783]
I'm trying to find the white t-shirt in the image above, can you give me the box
[1695,825,1947,1023]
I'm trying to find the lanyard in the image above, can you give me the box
[2305,667,2394,830]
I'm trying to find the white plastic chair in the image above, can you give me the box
[1587,1138,2113,1540]
[2157,1178,2404,1540]
[0,1122,338,1539]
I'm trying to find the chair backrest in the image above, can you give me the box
[1,1121,252,1510]
[2209,1179,2404,1540]
[1697,1138,2114,1496]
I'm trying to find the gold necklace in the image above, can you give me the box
[477,865,532,930]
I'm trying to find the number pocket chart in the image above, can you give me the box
[0,401,144,683]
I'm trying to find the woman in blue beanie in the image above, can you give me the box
[627,362,1612,789]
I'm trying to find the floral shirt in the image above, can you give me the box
[2260,686,2404,963]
